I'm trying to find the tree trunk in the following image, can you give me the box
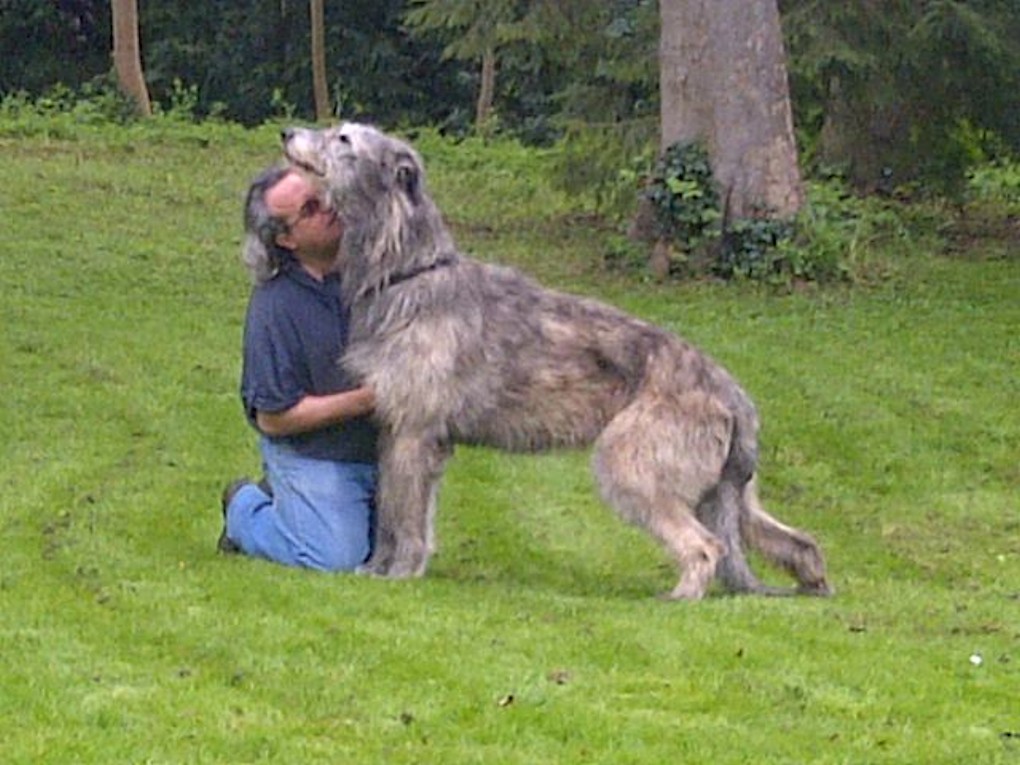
[310,0,330,121]
[475,46,496,132]
[111,0,151,116]
[659,0,803,219]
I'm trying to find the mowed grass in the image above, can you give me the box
[1,122,1018,764]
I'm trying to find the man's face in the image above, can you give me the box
[266,170,342,257]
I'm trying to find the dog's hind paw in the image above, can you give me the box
[797,579,835,597]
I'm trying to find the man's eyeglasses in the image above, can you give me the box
[284,197,325,230]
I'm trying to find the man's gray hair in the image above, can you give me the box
[241,165,293,284]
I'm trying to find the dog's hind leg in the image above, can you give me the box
[740,476,832,596]
[648,507,725,600]
[595,472,723,600]
[359,430,449,579]
[593,393,730,600]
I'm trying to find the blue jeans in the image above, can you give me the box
[225,437,377,572]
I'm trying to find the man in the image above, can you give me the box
[218,166,378,571]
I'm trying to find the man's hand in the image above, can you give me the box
[256,386,376,437]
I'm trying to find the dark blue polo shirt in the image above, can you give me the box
[240,250,378,463]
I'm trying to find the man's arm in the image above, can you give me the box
[255,386,376,437]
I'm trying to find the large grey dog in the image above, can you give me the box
[278,122,831,600]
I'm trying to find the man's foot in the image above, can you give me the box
[218,478,250,555]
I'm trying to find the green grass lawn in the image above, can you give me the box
[1,123,1017,763]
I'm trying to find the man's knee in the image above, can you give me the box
[310,536,371,572]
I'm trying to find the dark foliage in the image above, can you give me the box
[0,0,110,95]
[2,0,1016,215]
[782,0,1020,196]
[1,0,471,128]
[645,142,720,247]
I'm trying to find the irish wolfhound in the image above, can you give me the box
[276,122,831,600]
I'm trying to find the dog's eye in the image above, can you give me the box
[337,134,351,145]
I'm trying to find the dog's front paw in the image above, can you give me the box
[381,558,426,579]
[355,558,421,579]
[356,551,393,578]
[356,548,428,579]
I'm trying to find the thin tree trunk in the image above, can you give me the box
[111,0,151,116]
[310,0,330,121]
[475,46,496,132]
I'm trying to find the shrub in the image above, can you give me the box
[967,159,1020,215]
[644,141,720,250]
[641,144,936,284]
[551,121,657,220]
[0,81,256,148]
[642,141,802,282]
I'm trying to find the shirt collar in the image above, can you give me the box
[276,248,341,289]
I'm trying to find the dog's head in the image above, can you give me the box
[282,122,424,211]
[281,123,453,301]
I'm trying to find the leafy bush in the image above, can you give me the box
[639,143,940,284]
[967,159,1020,215]
[551,121,656,220]
[642,141,804,282]
[778,177,943,284]
[644,141,720,249]
[0,75,140,137]
[718,218,797,281]
[0,82,258,148]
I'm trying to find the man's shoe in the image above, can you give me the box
[217,478,250,555]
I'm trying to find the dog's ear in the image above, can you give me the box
[394,152,421,205]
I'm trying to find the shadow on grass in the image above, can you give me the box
[427,535,671,603]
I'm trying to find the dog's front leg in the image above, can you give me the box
[358,430,447,579]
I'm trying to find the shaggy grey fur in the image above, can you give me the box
[270,122,831,599]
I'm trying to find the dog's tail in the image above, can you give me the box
[709,410,831,596]
[711,422,793,595]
